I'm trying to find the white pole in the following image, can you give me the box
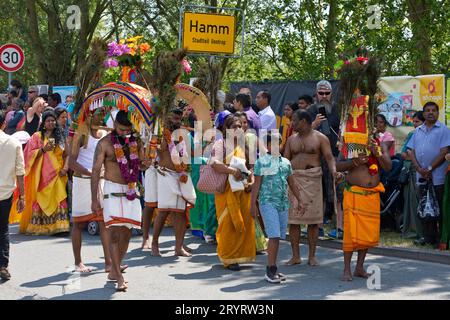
[8,72,12,88]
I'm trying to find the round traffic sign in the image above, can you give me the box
[0,43,25,72]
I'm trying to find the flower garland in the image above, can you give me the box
[111,131,140,200]
[163,128,189,183]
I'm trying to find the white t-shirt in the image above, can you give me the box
[258,106,277,130]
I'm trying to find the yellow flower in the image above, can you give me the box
[119,39,125,45]
[129,47,136,56]
[126,35,143,44]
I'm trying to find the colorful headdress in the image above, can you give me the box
[337,48,381,159]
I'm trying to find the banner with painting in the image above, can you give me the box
[377,74,446,151]
[52,85,77,106]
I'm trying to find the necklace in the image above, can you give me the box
[111,131,140,200]
[163,128,189,183]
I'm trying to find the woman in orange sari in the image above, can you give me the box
[19,110,70,235]
[211,114,255,271]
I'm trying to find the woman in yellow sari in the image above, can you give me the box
[19,110,70,235]
[211,114,256,271]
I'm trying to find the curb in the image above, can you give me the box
[289,236,450,266]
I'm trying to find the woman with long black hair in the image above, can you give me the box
[19,110,70,235]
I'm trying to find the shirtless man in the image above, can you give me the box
[70,111,111,273]
[336,136,391,281]
[150,109,196,257]
[284,110,339,266]
[91,110,147,291]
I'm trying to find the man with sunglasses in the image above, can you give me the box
[27,86,38,104]
[307,80,341,237]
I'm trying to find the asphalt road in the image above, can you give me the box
[1,224,450,300]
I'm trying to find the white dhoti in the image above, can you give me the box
[144,166,158,208]
[156,167,196,213]
[71,176,104,223]
[103,180,142,229]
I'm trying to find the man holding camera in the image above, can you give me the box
[307,80,342,236]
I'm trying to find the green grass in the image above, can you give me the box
[321,224,441,252]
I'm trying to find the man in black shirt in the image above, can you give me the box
[307,80,341,229]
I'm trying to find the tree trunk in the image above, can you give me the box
[324,0,338,78]
[407,0,432,74]
[26,0,48,84]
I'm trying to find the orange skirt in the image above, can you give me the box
[343,183,385,252]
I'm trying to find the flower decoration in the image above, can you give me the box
[104,58,119,68]
[164,128,190,183]
[111,131,140,200]
[104,36,152,69]
[139,43,151,55]
[182,58,192,74]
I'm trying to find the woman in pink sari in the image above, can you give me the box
[19,110,70,235]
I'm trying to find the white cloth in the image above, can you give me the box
[228,156,250,192]
[77,134,101,172]
[156,167,196,212]
[0,131,25,201]
[102,180,142,229]
[144,165,158,206]
[71,176,104,222]
[258,106,277,130]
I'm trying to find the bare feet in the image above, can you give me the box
[105,265,128,273]
[341,271,353,281]
[107,272,129,283]
[183,245,193,253]
[353,269,372,279]
[75,263,93,273]
[116,278,128,292]
[142,239,150,249]
[175,248,192,257]
[285,257,302,266]
[151,243,161,257]
[307,257,319,266]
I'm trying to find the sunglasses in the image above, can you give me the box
[28,91,36,94]
[318,91,331,96]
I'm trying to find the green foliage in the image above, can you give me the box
[0,0,448,93]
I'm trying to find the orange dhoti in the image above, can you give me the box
[343,183,385,252]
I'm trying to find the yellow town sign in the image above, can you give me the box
[182,12,236,55]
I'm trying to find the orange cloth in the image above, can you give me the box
[343,183,385,252]
[214,146,255,266]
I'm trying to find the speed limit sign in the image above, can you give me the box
[0,43,25,72]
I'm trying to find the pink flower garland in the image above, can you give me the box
[111,132,140,201]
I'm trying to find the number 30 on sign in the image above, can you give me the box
[0,43,25,72]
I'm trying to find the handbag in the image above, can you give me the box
[196,140,228,194]
[417,181,440,220]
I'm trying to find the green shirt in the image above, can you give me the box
[254,154,293,211]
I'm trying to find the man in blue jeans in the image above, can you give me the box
[251,132,303,283]
[0,111,25,281]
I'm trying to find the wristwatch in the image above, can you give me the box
[427,165,433,171]
[19,195,25,200]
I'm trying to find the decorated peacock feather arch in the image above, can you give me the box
[336,47,382,160]
[70,40,213,158]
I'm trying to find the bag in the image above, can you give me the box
[196,164,228,194]
[255,218,268,251]
[196,140,228,194]
[417,181,440,220]
[398,163,410,185]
